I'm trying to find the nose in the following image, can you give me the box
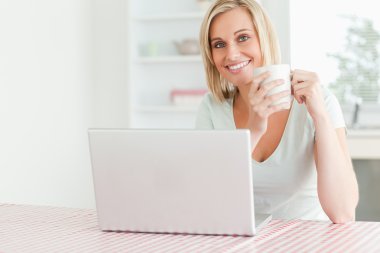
[226,43,241,61]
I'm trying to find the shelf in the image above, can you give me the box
[348,129,380,138]
[347,129,380,159]
[134,105,199,113]
[136,55,202,63]
[133,12,205,21]
[129,1,206,128]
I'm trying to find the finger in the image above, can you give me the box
[296,89,312,101]
[252,71,271,86]
[251,79,283,105]
[292,69,318,85]
[292,69,314,78]
[262,90,291,108]
[256,79,284,98]
[293,89,304,104]
[250,78,260,92]
[293,87,312,104]
[292,88,303,104]
[292,80,313,103]
[292,81,310,91]
[293,94,302,104]
[294,95,303,104]
[290,70,294,82]
[250,72,270,92]
[291,83,295,95]
[253,90,290,114]
[291,74,304,85]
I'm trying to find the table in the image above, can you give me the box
[1,203,379,253]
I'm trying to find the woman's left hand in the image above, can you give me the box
[291,69,327,119]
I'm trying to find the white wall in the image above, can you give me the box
[261,0,291,64]
[93,0,129,128]
[0,0,128,208]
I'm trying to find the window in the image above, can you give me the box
[290,0,380,109]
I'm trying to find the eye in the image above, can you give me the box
[238,35,250,42]
[213,41,225,48]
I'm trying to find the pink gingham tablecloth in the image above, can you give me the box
[0,203,379,253]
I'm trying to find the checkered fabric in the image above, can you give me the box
[0,203,379,252]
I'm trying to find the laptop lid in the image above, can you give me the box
[88,129,259,236]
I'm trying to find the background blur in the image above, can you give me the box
[0,0,379,220]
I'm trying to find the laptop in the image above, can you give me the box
[88,129,272,236]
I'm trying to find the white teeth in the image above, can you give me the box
[228,60,249,70]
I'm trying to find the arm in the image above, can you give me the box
[313,118,358,223]
[292,69,359,223]
[245,72,291,153]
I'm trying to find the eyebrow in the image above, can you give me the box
[210,29,253,43]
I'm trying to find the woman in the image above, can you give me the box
[196,0,358,223]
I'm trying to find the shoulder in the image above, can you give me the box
[321,85,337,101]
[320,86,346,128]
[320,85,342,111]
[198,92,231,110]
[200,92,221,104]
[195,92,233,129]
[200,92,214,105]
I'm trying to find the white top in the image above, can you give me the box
[195,87,346,220]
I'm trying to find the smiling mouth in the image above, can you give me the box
[226,60,251,72]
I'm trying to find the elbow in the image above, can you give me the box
[326,201,357,224]
[325,187,359,224]
[331,216,354,224]
[329,211,356,224]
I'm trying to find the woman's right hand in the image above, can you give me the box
[247,71,291,135]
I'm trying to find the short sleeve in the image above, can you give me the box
[195,93,214,129]
[322,86,346,129]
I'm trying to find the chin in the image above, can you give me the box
[230,77,252,87]
[222,71,253,87]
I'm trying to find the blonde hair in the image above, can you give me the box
[199,0,281,102]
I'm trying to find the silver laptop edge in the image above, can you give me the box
[88,129,271,236]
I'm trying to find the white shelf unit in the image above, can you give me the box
[133,12,205,21]
[134,105,199,113]
[128,0,208,129]
[136,55,202,64]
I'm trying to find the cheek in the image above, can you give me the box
[245,40,263,66]
[254,48,263,66]
[252,51,263,67]
[253,59,262,67]
[211,53,225,71]
[215,64,225,74]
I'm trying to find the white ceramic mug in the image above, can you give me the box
[253,64,292,109]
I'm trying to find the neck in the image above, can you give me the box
[234,85,251,110]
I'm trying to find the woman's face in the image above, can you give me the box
[209,7,263,87]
